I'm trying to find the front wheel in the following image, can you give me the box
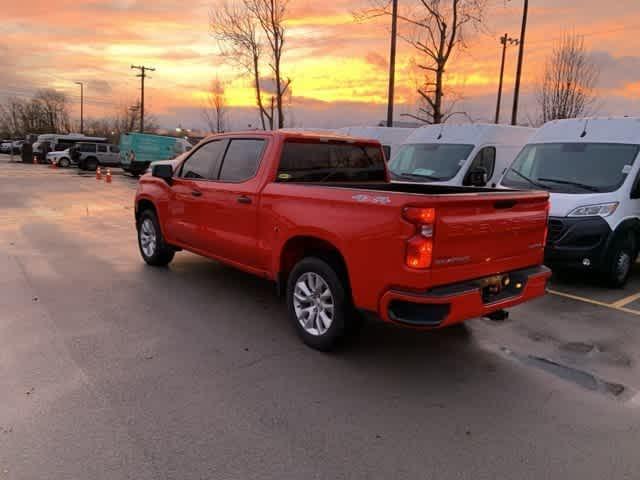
[287,257,356,351]
[137,210,175,266]
[605,237,635,288]
[58,157,70,168]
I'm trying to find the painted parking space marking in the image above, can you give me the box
[547,288,640,316]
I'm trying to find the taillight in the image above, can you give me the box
[403,207,435,269]
[542,201,550,245]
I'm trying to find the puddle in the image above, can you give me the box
[501,347,629,399]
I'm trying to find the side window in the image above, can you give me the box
[110,145,120,154]
[382,145,391,161]
[97,145,107,153]
[218,139,265,182]
[464,147,496,185]
[180,140,226,180]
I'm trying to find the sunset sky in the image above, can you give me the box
[1,0,639,130]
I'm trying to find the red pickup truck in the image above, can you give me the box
[135,130,551,350]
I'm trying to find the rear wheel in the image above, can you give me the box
[287,257,357,351]
[85,157,98,171]
[605,235,635,288]
[137,210,175,267]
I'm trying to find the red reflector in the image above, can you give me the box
[406,236,433,269]
[403,207,435,224]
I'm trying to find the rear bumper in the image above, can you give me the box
[378,266,551,328]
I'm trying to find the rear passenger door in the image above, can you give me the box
[108,145,120,166]
[208,138,266,269]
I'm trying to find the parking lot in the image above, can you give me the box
[1,154,640,479]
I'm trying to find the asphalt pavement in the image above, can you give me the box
[1,156,640,480]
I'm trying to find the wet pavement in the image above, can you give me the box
[1,155,640,479]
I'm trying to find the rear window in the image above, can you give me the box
[277,141,386,182]
[78,143,97,153]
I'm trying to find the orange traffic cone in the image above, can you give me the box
[52,161,58,169]
[105,168,112,183]
[32,156,37,165]
[96,166,102,180]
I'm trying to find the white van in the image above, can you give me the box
[499,117,640,287]
[337,126,415,160]
[388,124,536,187]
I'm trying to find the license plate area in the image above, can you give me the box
[480,274,527,304]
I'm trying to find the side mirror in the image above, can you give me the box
[468,167,488,187]
[152,163,173,185]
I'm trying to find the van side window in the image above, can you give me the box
[464,147,496,186]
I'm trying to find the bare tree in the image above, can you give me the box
[211,2,273,129]
[537,33,599,123]
[202,77,228,133]
[245,0,291,128]
[33,89,71,132]
[358,0,485,124]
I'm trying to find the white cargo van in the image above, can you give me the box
[499,117,640,287]
[337,126,415,160]
[388,124,536,187]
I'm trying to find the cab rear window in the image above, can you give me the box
[277,141,386,182]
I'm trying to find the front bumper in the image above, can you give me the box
[378,266,551,328]
[544,216,612,270]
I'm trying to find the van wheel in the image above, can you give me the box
[605,236,635,288]
[58,157,70,168]
[137,210,175,267]
[287,257,357,351]
[85,157,98,171]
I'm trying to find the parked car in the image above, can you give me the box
[11,140,24,154]
[120,132,192,175]
[73,142,121,170]
[46,149,72,168]
[135,130,551,351]
[499,117,640,287]
[388,124,536,188]
[0,141,13,153]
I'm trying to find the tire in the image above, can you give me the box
[287,257,356,351]
[137,209,175,267]
[58,157,70,168]
[85,157,98,171]
[605,235,635,288]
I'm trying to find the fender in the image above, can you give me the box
[602,217,640,259]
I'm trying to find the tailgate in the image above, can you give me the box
[431,192,548,282]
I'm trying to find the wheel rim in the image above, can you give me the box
[293,272,334,336]
[139,218,157,258]
[60,158,69,167]
[616,251,632,282]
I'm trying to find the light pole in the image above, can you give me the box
[386,0,399,127]
[75,82,84,134]
[511,0,529,125]
[495,34,519,124]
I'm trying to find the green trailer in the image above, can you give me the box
[120,132,193,175]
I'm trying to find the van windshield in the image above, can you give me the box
[388,143,474,181]
[501,143,640,194]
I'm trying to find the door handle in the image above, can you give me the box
[191,190,203,197]
[237,195,252,204]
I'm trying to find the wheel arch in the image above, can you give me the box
[276,234,351,298]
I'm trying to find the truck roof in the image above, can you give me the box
[530,117,640,144]
[202,129,383,146]
[403,123,536,146]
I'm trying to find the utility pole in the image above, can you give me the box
[131,65,155,133]
[386,0,399,127]
[511,0,528,125]
[495,34,519,124]
[75,82,84,134]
